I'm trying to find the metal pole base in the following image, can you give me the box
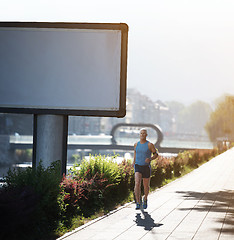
[33,114,68,175]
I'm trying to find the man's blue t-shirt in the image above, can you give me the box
[135,141,151,166]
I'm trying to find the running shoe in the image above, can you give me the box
[135,202,141,210]
[143,198,148,209]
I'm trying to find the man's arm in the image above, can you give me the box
[145,143,159,163]
[132,143,137,167]
[150,143,159,160]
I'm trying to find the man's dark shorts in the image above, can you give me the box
[134,164,151,178]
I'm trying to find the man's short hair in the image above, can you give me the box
[140,128,147,134]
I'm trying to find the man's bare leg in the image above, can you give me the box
[143,177,150,200]
[134,172,142,203]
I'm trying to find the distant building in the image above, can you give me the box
[69,116,101,135]
[100,88,173,135]
[0,89,173,136]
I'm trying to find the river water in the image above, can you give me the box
[0,138,214,179]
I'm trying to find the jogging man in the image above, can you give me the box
[132,128,158,210]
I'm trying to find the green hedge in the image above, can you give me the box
[0,161,62,240]
[0,148,224,239]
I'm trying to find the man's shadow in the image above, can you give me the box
[134,210,163,231]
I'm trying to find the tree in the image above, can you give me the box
[205,96,234,142]
[165,101,185,117]
[176,101,212,136]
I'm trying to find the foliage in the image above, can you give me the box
[69,154,82,164]
[67,155,133,213]
[118,159,135,197]
[59,176,85,217]
[1,161,62,240]
[0,148,225,239]
[0,186,38,240]
[70,154,121,185]
[15,149,32,162]
[151,156,173,187]
[166,100,212,136]
[165,101,185,116]
[206,95,234,142]
[177,101,212,135]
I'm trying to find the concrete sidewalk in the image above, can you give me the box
[58,148,234,240]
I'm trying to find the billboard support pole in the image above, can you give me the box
[32,114,68,175]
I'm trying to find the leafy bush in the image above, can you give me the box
[1,161,62,240]
[79,172,109,216]
[151,156,174,187]
[65,155,135,214]
[68,155,124,214]
[0,186,38,240]
[71,154,121,184]
[59,171,109,219]
[59,176,85,218]
[70,154,82,164]
[15,149,32,162]
[0,148,224,239]
[117,159,135,198]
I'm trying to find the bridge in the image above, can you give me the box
[9,123,212,154]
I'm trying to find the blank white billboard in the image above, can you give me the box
[0,22,128,117]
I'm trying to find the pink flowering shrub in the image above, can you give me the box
[60,168,110,217]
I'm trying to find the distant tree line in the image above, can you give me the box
[205,95,234,142]
[1,94,234,145]
[165,100,212,137]
[166,95,234,143]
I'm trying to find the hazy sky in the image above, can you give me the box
[1,0,234,104]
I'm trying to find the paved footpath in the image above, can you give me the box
[58,148,234,240]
